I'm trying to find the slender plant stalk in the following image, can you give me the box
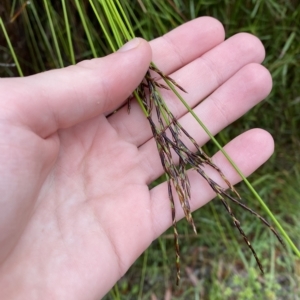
[9,1,29,23]
[43,0,64,68]
[138,249,148,299]
[115,0,135,38]
[22,4,46,72]
[0,17,23,76]
[62,0,75,65]
[29,1,58,68]
[9,0,17,19]
[74,0,98,58]
[89,0,116,52]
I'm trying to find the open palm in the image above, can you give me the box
[0,17,273,299]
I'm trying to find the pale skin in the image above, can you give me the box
[0,17,273,299]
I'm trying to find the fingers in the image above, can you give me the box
[149,129,274,239]
[150,17,225,74]
[139,62,272,183]
[0,38,151,138]
[171,63,272,152]
[109,32,266,146]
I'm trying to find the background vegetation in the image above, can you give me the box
[1,0,299,299]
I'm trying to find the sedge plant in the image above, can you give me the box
[88,0,299,285]
[1,0,299,292]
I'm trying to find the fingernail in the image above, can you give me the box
[117,38,141,52]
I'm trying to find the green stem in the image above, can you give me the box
[43,0,64,67]
[62,0,75,65]
[115,0,135,38]
[75,0,97,58]
[29,1,58,68]
[134,90,149,117]
[138,249,148,299]
[101,0,123,48]
[90,0,116,52]
[0,17,23,76]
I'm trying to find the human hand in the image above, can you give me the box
[0,17,273,299]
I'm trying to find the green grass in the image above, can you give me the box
[1,0,300,299]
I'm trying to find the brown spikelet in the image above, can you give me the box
[134,64,284,284]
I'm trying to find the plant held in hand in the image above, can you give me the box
[89,0,293,285]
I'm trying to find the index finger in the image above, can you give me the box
[150,16,225,74]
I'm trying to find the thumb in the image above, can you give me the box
[1,38,151,138]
